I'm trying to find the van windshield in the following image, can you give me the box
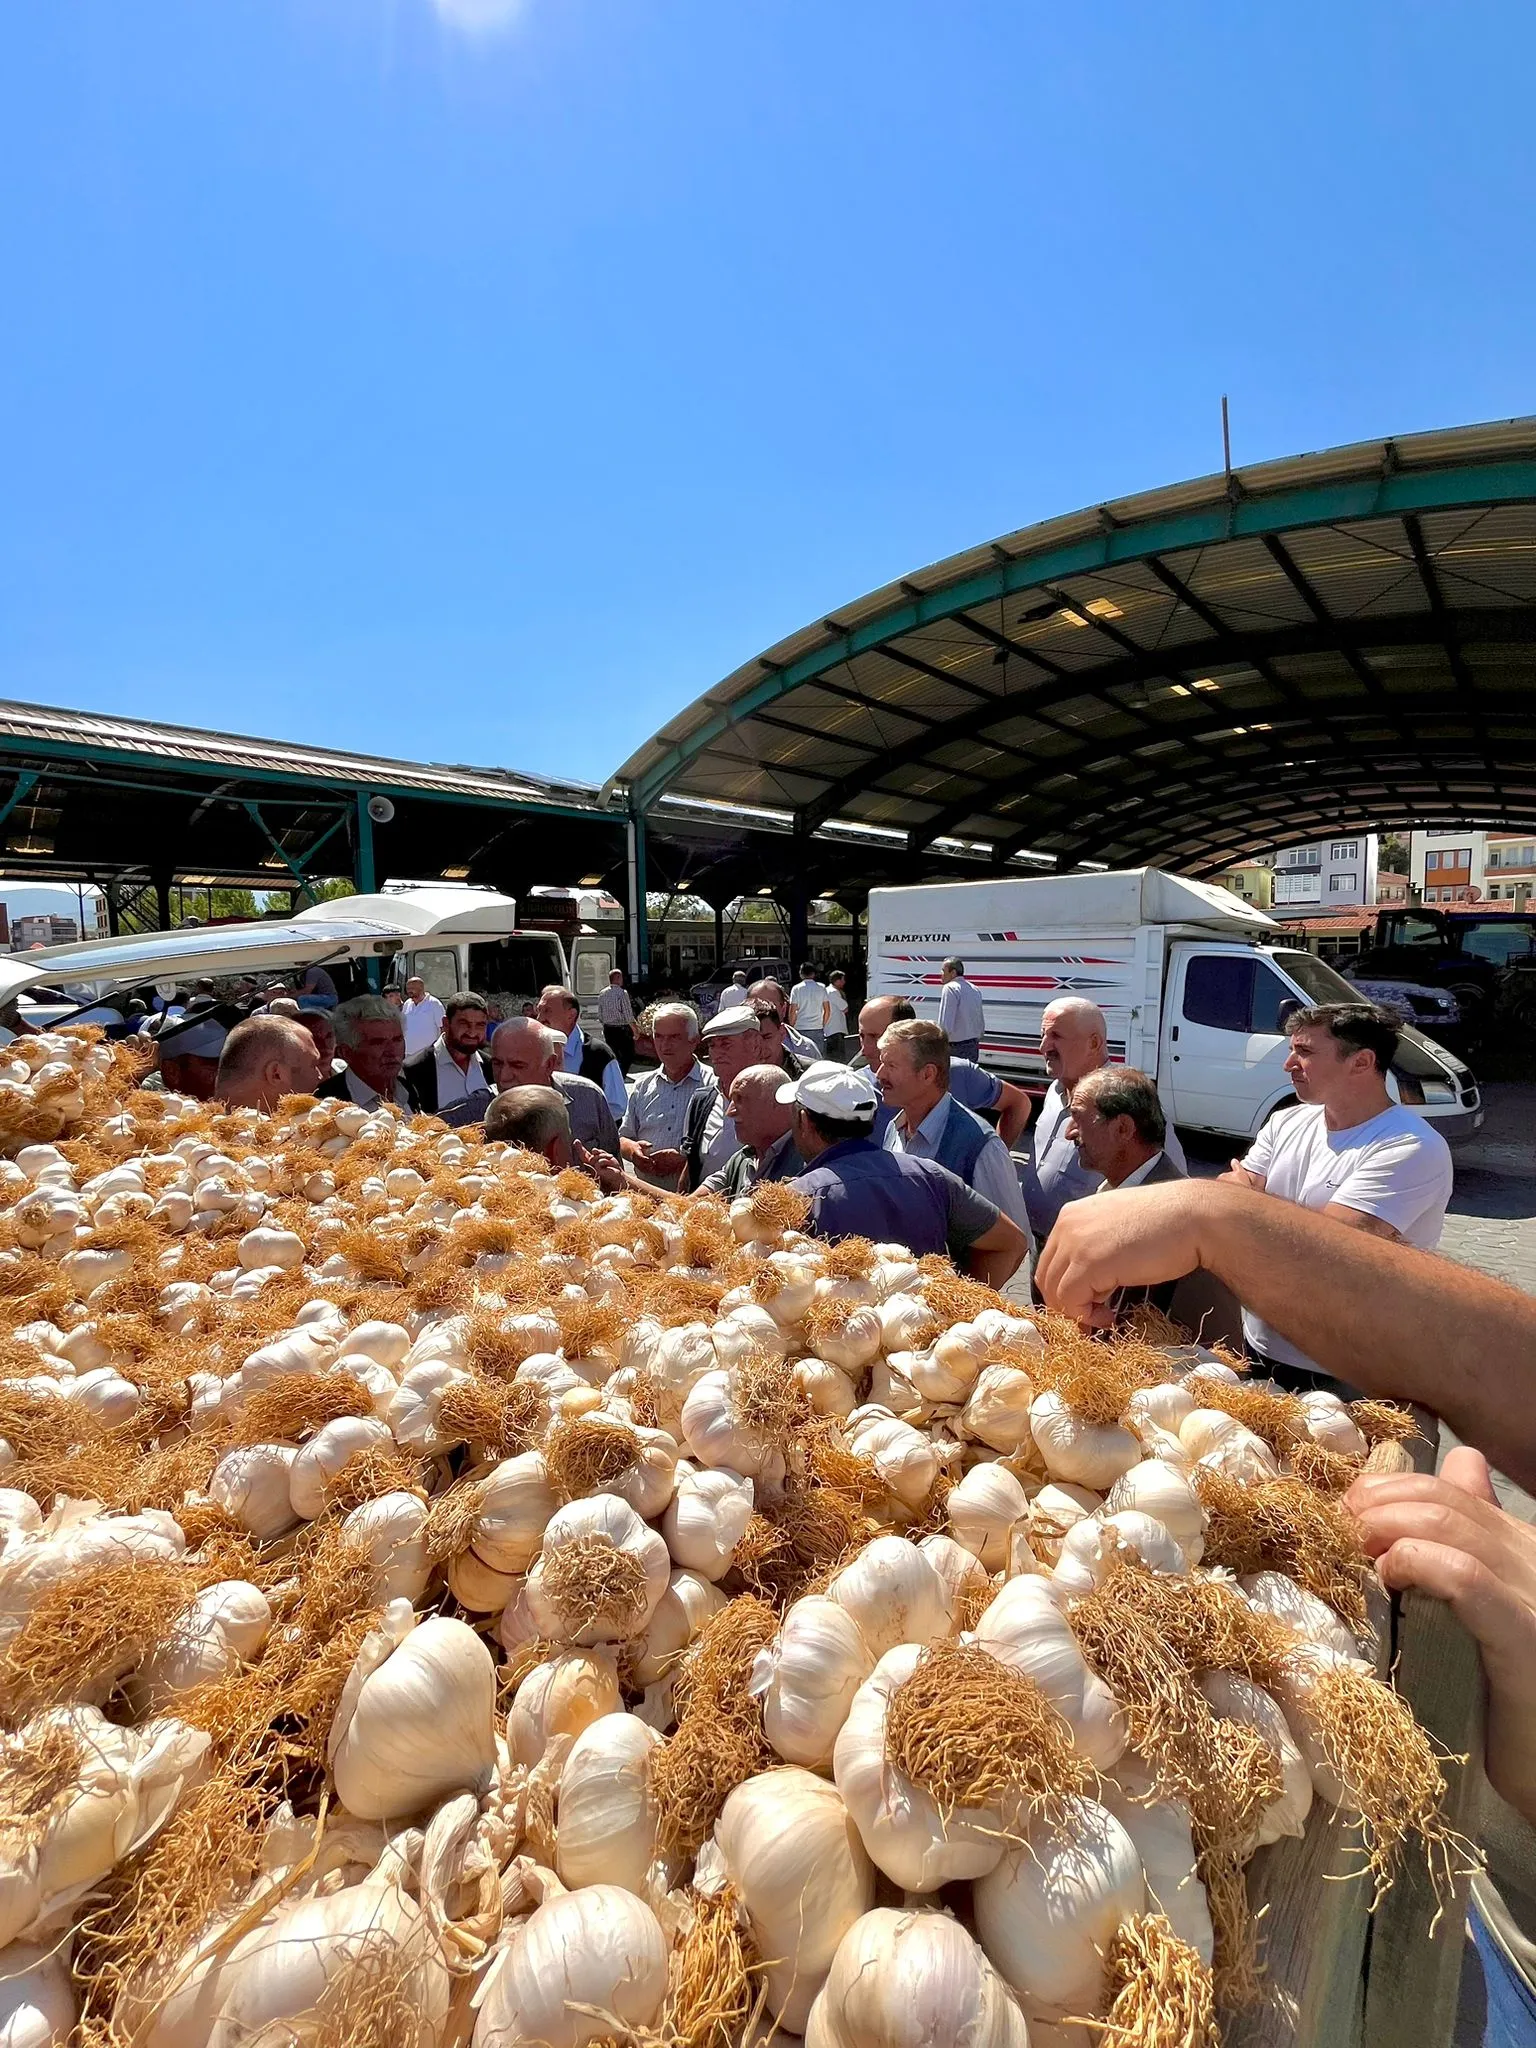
[468,936,562,1014]
[1269,951,1362,1005]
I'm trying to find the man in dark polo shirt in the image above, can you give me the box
[781,1062,1027,1286]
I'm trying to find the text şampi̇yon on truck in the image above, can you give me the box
[866,868,1480,1143]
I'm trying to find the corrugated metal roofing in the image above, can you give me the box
[613,418,1536,875]
[0,701,606,812]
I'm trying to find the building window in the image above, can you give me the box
[1425,852,1440,870]
[1329,840,1359,861]
[1329,873,1357,894]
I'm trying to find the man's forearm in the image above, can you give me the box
[1189,1188,1536,1492]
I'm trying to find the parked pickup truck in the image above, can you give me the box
[866,868,1482,1143]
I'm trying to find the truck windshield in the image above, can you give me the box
[1270,951,1363,1005]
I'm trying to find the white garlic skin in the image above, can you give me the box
[715,1766,877,2032]
[973,1796,1145,2020]
[753,1595,875,1769]
[473,1883,668,2048]
[805,1905,1030,2048]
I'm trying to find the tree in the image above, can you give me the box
[1379,833,1409,874]
[305,877,358,903]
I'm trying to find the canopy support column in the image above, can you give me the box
[626,810,650,983]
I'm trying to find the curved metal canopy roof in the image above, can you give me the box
[615,418,1536,876]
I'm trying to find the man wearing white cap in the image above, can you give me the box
[780,1063,1028,1285]
[145,1004,233,1100]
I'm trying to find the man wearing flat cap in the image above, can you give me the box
[680,1003,775,1191]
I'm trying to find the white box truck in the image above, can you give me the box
[866,868,1482,1143]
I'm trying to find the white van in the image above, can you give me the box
[0,888,616,1030]
[866,869,1482,1143]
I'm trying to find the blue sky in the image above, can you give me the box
[1,1,1533,787]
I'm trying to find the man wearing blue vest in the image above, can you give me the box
[875,1017,1033,1248]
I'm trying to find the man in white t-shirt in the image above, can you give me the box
[788,963,830,1054]
[401,976,446,1059]
[1229,1001,1454,1392]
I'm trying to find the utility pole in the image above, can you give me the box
[1221,394,1232,482]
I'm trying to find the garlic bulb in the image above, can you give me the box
[681,1367,785,1478]
[327,1603,497,1820]
[342,1319,411,1368]
[1028,1391,1140,1488]
[1199,1669,1313,1845]
[711,1303,789,1368]
[525,1493,670,1645]
[827,1536,952,1657]
[650,1322,718,1431]
[1024,1481,1102,1566]
[660,1462,755,1581]
[807,1301,883,1374]
[630,1569,728,1689]
[506,1649,623,1768]
[1240,1570,1364,1661]
[972,1796,1145,2019]
[877,1292,937,1353]
[1268,1642,1379,1812]
[556,1712,662,1894]
[469,1452,559,1574]
[962,1366,1038,1454]
[834,1646,1008,1892]
[1179,1408,1281,1484]
[795,1356,859,1418]
[946,1462,1030,1570]
[924,1320,993,1401]
[1298,1389,1368,1458]
[236,1226,305,1271]
[1105,1458,1205,1565]
[0,1503,187,1646]
[1125,1380,1196,1433]
[715,1767,876,2031]
[208,1444,301,1541]
[341,1490,432,1603]
[973,1575,1128,1769]
[0,1938,75,2048]
[846,1408,942,1508]
[146,1868,449,2048]
[919,1530,992,1614]
[0,1708,211,1948]
[386,1361,474,1454]
[752,1595,875,1768]
[287,1415,394,1520]
[756,1250,819,1327]
[1101,1762,1212,1963]
[1052,1510,1187,1595]
[473,1883,668,2048]
[135,1580,272,1708]
[805,1906,1030,2048]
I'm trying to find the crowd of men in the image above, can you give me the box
[128,952,1460,1375]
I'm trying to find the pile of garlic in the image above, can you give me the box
[0,1049,1442,2048]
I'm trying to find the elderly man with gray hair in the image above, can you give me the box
[618,1001,714,1189]
[489,1016,621,1154]
[484,1085,574,1170]
[318,994,409,1110]
[1020,997,1185,1244]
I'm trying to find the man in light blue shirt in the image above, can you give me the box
[937,957,987,1062]
[536,984,627,1120]
[875,1017,1033,1249]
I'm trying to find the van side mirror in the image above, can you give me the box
[1275,997,1300,1030]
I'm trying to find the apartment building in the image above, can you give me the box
[1269,835,1378,909]
[11,913,79,950]
[1483,832,1536,904]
